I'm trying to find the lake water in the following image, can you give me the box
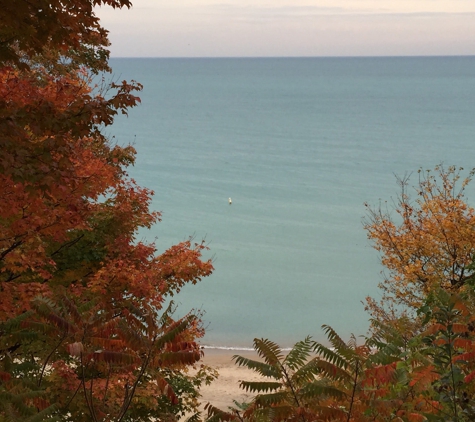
[107,56,475,349]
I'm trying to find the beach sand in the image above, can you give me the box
[196,349,266,413]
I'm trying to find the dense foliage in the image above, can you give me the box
[364,166,475,309]
[0,1,214,421]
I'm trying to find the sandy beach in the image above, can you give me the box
[196,349,266,413]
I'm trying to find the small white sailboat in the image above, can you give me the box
[228,197,232,205]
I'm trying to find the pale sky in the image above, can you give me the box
[96,0,475,57]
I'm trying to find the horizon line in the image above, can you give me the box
[109,53,475,60]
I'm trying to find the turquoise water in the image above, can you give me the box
[107,56,475,349]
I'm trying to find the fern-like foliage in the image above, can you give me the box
[311,324,423,421]
[185,411,203,422]
[206,336,345,422]
[0,291,209,422]
[233,355,281,379]
[253,338,284,367]
[239,381,282,393]
[207,327,418,422]
[283,336,313,372]
[0,381,60,422]
[204,402,240,422]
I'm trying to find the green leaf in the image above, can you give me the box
[292,357,320,383]
[24,404,60,422]
[232,355,281,378]
[254,391,289,407]
[300,381,347,400]
[204,403,238,422]
[253,338,283,366]
[315,359,353,383]
[239,381,282,393]
[313,343,349,371]
[283,336,313,371]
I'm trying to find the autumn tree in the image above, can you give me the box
[364,165,475,309]
[416,288,475,421]
[0,1,214,420]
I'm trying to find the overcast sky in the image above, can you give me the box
[96,0,475,57]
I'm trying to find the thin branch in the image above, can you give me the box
[102,363,112,405]
[49,233,85,257]
[38,331,67,387]
[90,366,98,421]
[0,240,23,261]
[62,381,82,412]
[80,352,98,422]
[277,360,305,422]
[116,340,153,422]
[346,359,359,422]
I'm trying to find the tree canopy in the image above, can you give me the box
[0,0,131,69]
[0,1,214,420]
[364,165,475,309]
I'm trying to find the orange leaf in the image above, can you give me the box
[464,370,475,384]
[452,323,468,334]
[408,413,426,422]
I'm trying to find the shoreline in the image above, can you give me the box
[201,346,294,352]
[195,349,266,413]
